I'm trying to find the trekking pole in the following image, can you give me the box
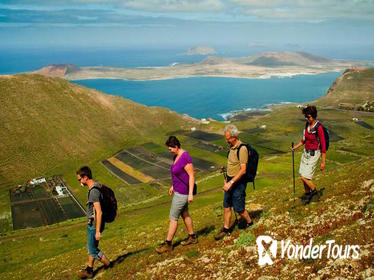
[292,142,296,203]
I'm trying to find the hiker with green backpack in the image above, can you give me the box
[291,105,328,204]
[76,166,117,279]
[215,124,257,240]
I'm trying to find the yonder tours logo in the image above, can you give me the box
[256,235,360,266]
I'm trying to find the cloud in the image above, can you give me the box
[228,0,374,20]
[247,41,266,47]
[0,0,373,25]
[0,0,225,13]
[122,0,225,13]
[0,7,179,27]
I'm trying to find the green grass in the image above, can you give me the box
[236,232,256,248]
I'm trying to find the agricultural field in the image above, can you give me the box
[9,176,85,230]
[101,138,222,186]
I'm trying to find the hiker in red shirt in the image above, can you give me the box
[291,105,327,204]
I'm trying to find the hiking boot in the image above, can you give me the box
[300,192,311,201]
[245,221,254,229]
[303,189,318,205]
[181,234,198,246]
[214,228,230,240]
[77,266,93,279]
[156,241,173,254]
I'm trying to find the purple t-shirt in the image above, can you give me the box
[171,151,192,195]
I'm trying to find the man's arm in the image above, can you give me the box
[93,201,102,240]
[223,146,247,191]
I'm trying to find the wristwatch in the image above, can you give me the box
[230,180,234,185]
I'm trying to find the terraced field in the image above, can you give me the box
[9,177,85,230]
[101,139,222,186]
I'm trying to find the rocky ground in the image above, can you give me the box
[135,161,374,280]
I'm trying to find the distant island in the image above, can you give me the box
[31,51,370,81]
[185,46,216,55]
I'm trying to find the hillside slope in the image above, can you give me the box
[236,51,331,67]
[317,67,374,108]
[0,74,194,187]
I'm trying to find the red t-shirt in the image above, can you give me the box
[301,122,326,153]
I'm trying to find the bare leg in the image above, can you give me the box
[88,256,95,268]
[302,180,309,193]
[238,209,252,224]
[182,211,194,235]
[100,255,110,266]
[166,218,178,241]
[301,176,316,191]
[223,207,232,229]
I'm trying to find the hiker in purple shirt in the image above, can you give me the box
[156,136,198,254]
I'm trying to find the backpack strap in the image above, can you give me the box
[88,185,103,201]
[304,121,319,140]
[236,143,245,160]
[227,143,246,160]
[314,122,322,149]
[236,143,255,189]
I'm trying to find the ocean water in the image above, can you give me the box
[0,48,342,120]
[74,72,341,121]
[0,48,205,74]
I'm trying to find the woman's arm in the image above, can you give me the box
[291,140,304,151]
[317,125,326,170]
[184,163,195,203]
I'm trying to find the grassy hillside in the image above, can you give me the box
[0,74,200,230]
[317,67,374,107]
[0,69,374,279]
[0,74,196,185]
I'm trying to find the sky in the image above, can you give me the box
[0,0,374,58]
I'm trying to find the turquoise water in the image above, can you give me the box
[74,72,341,120]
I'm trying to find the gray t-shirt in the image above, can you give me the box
[87,183,101,222]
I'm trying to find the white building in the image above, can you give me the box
[30,177,46,185]
[55,185,64,196]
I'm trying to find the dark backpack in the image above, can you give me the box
[91,184,117,223]
[228,143,259,190]
[304,121,330,151]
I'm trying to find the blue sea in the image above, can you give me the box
[0,48,207,74]
[74,73,341,121]
[0,48,341,120]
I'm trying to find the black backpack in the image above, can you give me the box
[91,184,117,223]
[228,143,259,189]
[304,121,330,151]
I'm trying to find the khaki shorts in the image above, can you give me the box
[169,192,188,221]
[299,149,321,180]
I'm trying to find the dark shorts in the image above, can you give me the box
[223,177,247,213]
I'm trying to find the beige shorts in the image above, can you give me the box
[169,192,188,221]
[299,149,321,180]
